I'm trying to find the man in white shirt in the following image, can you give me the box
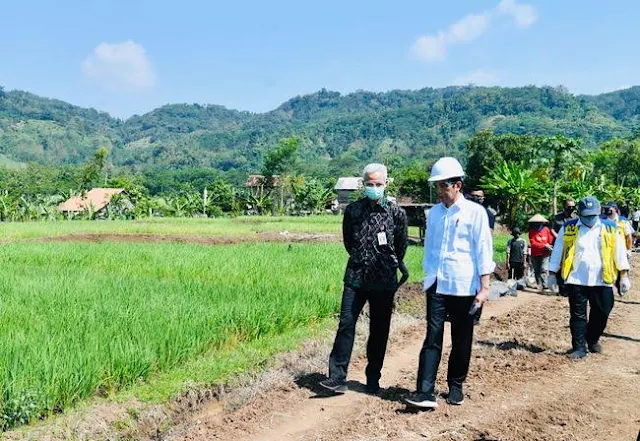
[549,196,631,360]
[404,157,494,409]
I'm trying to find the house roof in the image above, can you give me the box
[59,188,125,212]
[334,177,363,191]
[245,175,281,187]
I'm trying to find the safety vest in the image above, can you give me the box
[561,219,618,284]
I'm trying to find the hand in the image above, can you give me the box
[627,250,632,260]
[620,275,631,295]
[544,243,554,251]
[474,287,489,307]
[548,273,559,292]
[398,262,409,287]
[506,262,511,271]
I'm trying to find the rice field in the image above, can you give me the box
[0,239,425,428]
[0,216,343,240]
[0,216,509,430]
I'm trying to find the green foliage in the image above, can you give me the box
[0,85,636,175]
[261,137,299,178]
[481,161,547,228]
[290,177,333,213]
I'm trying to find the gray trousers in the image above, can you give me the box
[532,256,549,288]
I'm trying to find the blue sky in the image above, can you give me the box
[1,0,638,118]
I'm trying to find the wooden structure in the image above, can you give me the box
[399,202,434,242]
[333,177,363,205]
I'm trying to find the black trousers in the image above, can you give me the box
[416,284,476,394]
[566,284,614,351]
[509,262,525,280]
[328,284,395,383]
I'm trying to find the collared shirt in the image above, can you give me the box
[342,197,408,290]
[549,218,630,287]
[423,196,495,296]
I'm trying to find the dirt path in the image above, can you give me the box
[37,232,340,245]
[167,284,640,441]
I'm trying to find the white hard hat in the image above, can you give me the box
[428,157,465,182]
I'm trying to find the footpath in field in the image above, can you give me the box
[167,282,640,441]
[37,231,341,245]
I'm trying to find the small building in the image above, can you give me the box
[58,188,126,216]
[334,177,363,205]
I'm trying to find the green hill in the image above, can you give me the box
[0,85,638,174]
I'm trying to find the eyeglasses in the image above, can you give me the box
[435,180,458,189]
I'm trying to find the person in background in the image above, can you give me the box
[528,214,554,291]
[404,157,494,409]
[552,200,578,295]
[601,201,634,293]
[549,196,630,359]
[553,199,578,235]
[320,163,408,395]
[631,207,640,233]
[469,189,495,232]
[602,201,634,253]
[506,227,528,281]
[468,188,495,324]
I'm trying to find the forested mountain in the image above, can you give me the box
[0,85,638,175]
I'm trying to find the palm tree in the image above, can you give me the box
[481,160,548,228]
[538,135,582,214]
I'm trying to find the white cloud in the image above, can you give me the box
[411,33,447,62]
[453,69,499,86]
[498,0,538,28]
[412,0,537,62]
[448,13,491,43]
[82,41,156,90]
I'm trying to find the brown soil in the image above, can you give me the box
[38,232,341,245]
[163,283,640,441]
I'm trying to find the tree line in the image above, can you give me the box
[0,130,639,224]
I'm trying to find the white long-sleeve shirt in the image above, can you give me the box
[423,196,495,296]
[549,218,630,287]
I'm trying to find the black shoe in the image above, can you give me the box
[588,342,602,354]
[319,378,347,393]
[568,349,587,360]
[365,382,380,395]
[404,392,438,409]
[447,387,464,405]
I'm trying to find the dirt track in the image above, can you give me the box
[38,232,341,245]
[166,284,640,441]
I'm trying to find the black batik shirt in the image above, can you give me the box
[342,197,408,290]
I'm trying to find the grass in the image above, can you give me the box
[0,241,425,428]
[0,216,342,240]
[0,216,509,430]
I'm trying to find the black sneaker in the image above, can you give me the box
[319,378,347,393]
[404,392,438,409]
[365,382,380,395]
[568,348,587,360]
[447,387,464,405]
[588,342,603,354]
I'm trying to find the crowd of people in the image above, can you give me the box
[506,199,635,296]
[316,157,634,410]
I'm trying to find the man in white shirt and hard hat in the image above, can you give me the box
[404,157,495,409]
[549,196,631,360]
